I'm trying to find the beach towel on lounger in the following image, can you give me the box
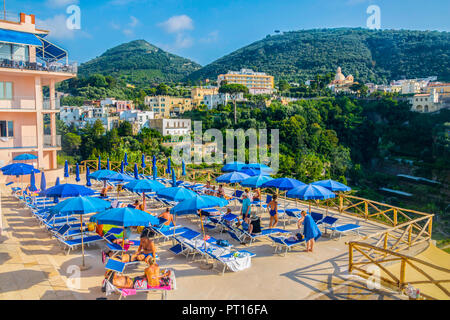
[303,214,322,242]
[221,253,251,272]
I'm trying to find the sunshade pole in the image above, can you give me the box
[81,213,85,268]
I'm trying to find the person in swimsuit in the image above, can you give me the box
[158,208,175,226]
[253,188,261,202]
[132,231,157,264]
[267,194,279,228]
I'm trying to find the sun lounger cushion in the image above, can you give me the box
[327,224,361,233]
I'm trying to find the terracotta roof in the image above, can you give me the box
[428,83,450,87]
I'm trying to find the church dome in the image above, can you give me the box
[335,67,346,81]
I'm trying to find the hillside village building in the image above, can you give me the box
[217,68,274,94]
[144,95,193,118]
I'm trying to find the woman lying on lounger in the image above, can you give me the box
[297,211,322,253]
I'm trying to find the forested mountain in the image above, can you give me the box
[187,28,450,84]
[78,40,202,86]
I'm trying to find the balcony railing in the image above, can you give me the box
[0,96,61,111]
[0,96,36,110]
[43,98,61,110]
[44,135,61,148]
[0,59,77,74]
[0,136,37,149]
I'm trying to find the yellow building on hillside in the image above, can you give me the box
[144,95,193,118]
[191,87,219,107]
[217,68,274,94]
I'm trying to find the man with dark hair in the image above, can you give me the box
[131,231,157,264]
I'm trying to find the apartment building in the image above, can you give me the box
[202,93,245,109]
[191,87,219,106]
[0,13,76,175]
[217,68,274,93]
[149,118,191,137]
[144,96,193,118]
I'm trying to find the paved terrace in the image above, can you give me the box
[0,179,409,300]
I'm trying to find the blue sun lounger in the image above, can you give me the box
[56,234,103,254]
[325,223,361,239]
[269,235,306,255]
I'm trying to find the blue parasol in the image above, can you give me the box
[90,207,159,227]
[156,187,197,202]
[75,163,80,182]
[221,161,245,172]
[240,175,274,188]
[134,164,139,179]
[13,153,37,161]
[64,160,69,178]
[312,179,351,192]
[40,172,46,191]
[86,167,92,187]
[216,171,250,184]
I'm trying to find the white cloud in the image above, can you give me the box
[158,15,194,34]
[110,22,120,30]
[199,30,219,44]
[129,16,139,28]
[123,29,134,37]
[37,14,89,40]
[46,0,79,8]
[175,33,194,48]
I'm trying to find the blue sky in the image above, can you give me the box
[7,0,450,66]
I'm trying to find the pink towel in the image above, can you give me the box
[121,289,136,296]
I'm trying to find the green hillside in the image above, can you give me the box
[78,40,202,86]
[187,28,450,84]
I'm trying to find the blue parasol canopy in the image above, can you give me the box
[13,153,38,161]
[286,184,336,201]
[240,175,274,188]
[89,169,116,181]
[312,179,351,192]
[1,163,40,176]
[134,164,139,179]
[171,168,177,187]
[105,172,135,183]
[90,207,159,227]
[86,167,92,187]
[120,161,124,174]
[43,183,95,198]
[157,187,196,202]
[262,178,306,191]
[141,154,146,168]
[40,172,46,191]
[182,160,186,176]
[221,161,245,172]
[75,163,80,182]
[242,163,274,174]
[171,195,228,216]
[152,164,158,180]
[124,153,128,166]
[216,171,250,184]
[29,170,38,192]
[64,160,69,178]
[166,158,172,174]
[238,168,266,177]
[123,179,165,193]
[50,196,111,215]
